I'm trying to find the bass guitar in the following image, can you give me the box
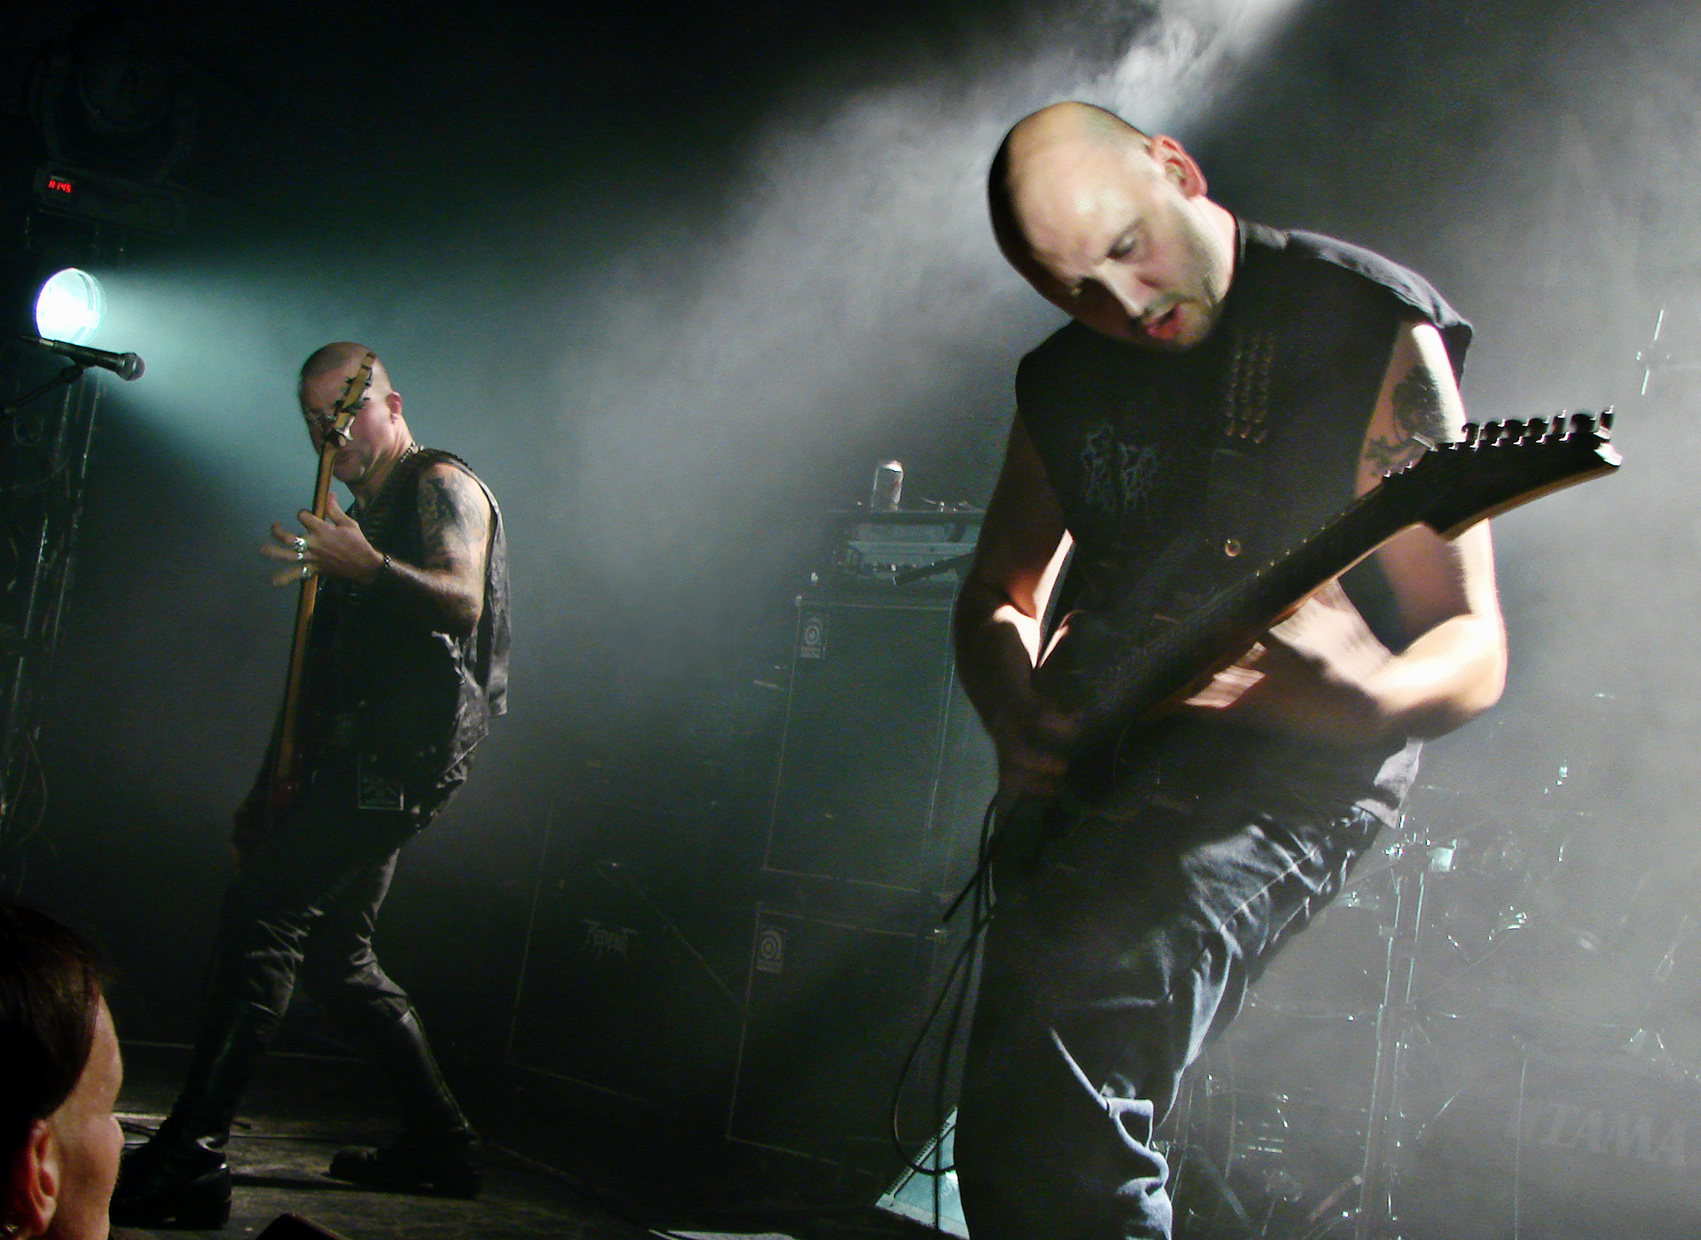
[265,352,377,829]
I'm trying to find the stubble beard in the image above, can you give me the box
[1163,202,1229,349]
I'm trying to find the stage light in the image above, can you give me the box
[34,267,106,343]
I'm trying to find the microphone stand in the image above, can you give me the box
[2,363,87,419]
[0,355,103,840]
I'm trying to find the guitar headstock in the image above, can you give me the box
[320,351,377,447]
[1383,409,1621,538]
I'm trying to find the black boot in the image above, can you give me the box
[327,1129,482,1198]
[326,1006,482,1198]
[111,1007,271,1228]
[111,1129,232,1229]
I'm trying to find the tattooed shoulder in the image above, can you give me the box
[417,463,491,571]
[1363,360,1453,475]
[1390,366,1451,442]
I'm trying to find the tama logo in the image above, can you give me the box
[1525,1100,1689,1169]
[582,919,636,959]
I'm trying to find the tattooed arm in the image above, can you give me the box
[1358,320,1503,647]
[1360,354,1453,476]
[270,462,491,636]
[1181,320,1506,741]
[380,462,493,637]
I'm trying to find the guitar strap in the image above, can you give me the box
[1064,245,1306,645]
[1216,237,1308,532]
[1174,240,1307,616]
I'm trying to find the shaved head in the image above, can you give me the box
[984,101,1235,349]
[988,103,1153,268]
[294,341,413,496]
[297,341,393,403]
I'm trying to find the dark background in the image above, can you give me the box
[2,0,1698,1211]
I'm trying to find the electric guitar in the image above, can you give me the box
[1032,412,1622,746]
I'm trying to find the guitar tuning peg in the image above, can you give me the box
[1479,420,1503,445]
[1502,419,1526,443]
[1599,407,1615,432]
[1461,423,1480,447]
[1545,415,1566,439]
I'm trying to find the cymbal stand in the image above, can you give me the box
[1353,831,1438,1240]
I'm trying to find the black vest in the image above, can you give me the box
[306,448,511,792]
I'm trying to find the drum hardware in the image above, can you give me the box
[1351,830,1431,1240]
[1298,1174,1364,1240]
[1169,1138,1261,1237]
[1617,1026,1701,1085]
[1166,762,1701,1238]
[1354,815,1665,1236]
[1171,814,1562,1238]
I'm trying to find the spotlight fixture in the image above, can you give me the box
[33,267,105,343]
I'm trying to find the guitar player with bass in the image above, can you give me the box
[113,343,510,1227]
[950,103,1512,1240]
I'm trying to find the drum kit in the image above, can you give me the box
[1159,713,1701,1240]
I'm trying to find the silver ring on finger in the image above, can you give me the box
[293,536,307,553]
[300,563,312,580]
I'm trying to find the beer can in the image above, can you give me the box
[870,459,903,511]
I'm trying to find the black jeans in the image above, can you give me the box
[954,734,1389,1240]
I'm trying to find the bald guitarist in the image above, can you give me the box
[115,344,510,1227]
[951,104,1507,1240]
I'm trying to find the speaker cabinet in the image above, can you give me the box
[762,591,994,894]
[731,586,991,1166]
[725,906,955,1165]
[505,800,744,1115]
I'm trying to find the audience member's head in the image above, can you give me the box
[0,903,122,1240]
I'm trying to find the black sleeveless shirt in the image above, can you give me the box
[1016,220,1470,822]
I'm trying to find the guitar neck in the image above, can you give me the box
[1058,412,1619,748]
[267,354,376,808]
[1091,484,1414,733]
[273,442,342,785]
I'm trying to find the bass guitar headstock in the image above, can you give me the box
[312,350,377,448]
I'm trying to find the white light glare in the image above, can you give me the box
[34,268,106,344]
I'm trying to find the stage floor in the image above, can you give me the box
[114,1042,913,1240]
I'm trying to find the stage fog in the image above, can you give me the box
[2,0,1697,1235]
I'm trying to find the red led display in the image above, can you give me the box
[46,177,74,195]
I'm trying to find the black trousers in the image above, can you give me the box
[172,756,467,1141]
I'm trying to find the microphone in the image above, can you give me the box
[23,334,145,381]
